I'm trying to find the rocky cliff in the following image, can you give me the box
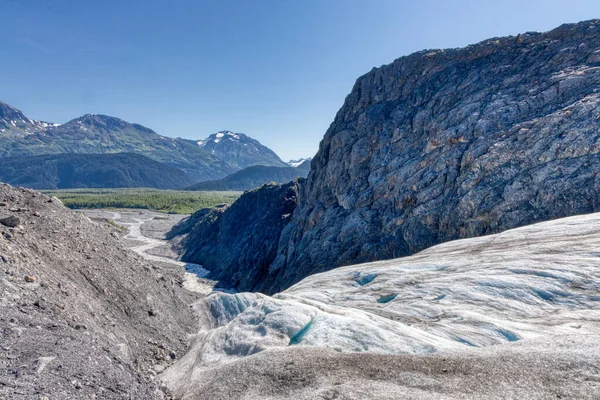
[266,19,600,292]
[0,184,196,398]
[175,20,600,294]
[170,181,301,292]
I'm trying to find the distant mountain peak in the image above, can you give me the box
[73,113,126,125]
[0,100,59,136]
[288,157,312,168]
[198,131,246,146]
[61,113,157,135]
[196,131,287,169]
[0,101,23,117]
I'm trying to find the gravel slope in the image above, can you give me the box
[169,336,600,400]
[0,184,197,399]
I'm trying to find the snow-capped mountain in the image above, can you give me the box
[287,157,311,168]
[0,101,59,137]
[0,101,289,184]
[197,130,288,169]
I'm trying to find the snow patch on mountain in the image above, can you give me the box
[0,101,62,136]
[195,130,288,169]
[288,157,312,167]
[198,131,242,147]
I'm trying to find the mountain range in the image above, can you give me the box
[186,161,310,191]
[0,101,301,189]
[0,153,194,189]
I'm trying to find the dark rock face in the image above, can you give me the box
[266,20,600,292]
[171,181,301,292]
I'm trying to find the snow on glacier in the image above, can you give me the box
[167,212,600,372]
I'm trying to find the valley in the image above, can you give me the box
[42,188,242,214]
[80,209,219,295]
[68,203,600,398]
[2,11,600,400]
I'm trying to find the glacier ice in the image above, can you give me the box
[164,212,600,380]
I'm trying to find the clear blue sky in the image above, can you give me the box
[1,0,599,161]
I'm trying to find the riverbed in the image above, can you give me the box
[79,209,219,295]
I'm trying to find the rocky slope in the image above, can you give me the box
[170,181,301,292]
[0,153,194,190]
[185,164,309,191]
[176,19,600,294]
[162,212,600,399]
[197,131,288,169]
[0,183,196,399]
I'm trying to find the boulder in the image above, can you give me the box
[0,215,20,228]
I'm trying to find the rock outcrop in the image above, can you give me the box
[0,183,195,399]
[260,19,600,292]
[173,20,600,296]
[170,181,301,292]
[175,20,600,294]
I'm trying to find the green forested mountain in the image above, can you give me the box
[186,163,309,191]
[0,153,194,189]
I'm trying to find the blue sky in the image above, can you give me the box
[1,0,599,161]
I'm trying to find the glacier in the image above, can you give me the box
[162,212,600,398]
